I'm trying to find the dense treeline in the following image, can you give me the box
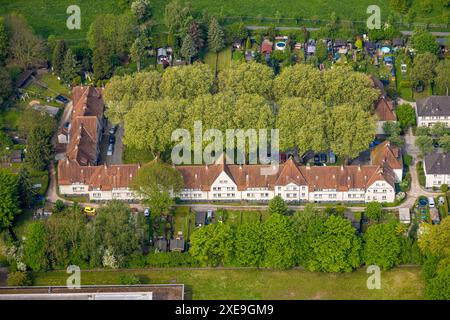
[3,200,425,274]
[104,62,378,160]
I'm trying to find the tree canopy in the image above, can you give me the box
[363,223,402,270]
[131,161,184,216]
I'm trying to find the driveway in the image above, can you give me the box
[98,122,124,165]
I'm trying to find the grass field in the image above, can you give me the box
[32,266,424,300]
[1,1,447,43]
[204,48,232,74]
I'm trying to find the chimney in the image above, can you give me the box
[341,165,344,171]
[194,173,198,180]
[358,164,361,171]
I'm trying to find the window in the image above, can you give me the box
[93,193,101,198]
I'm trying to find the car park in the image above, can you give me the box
[428,197,435,208]
[109,125,118,135]
[107,143,114,156]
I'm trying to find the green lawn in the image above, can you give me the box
[31,266,424,300]
[1,0,448,44]
[172,207,195,241]
[0,0,123,42]
[204,48,232,74]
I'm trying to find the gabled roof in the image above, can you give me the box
[424,152,450,174]
[72,86,104,121]
[274,158,307,186]
[375,97,396,121]
[261,40,273,53]
[371,141,402,170]
[416,96,450,117]
[88,164,139,191]
[66,116,99,166]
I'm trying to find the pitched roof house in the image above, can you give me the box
[423,152,450,188]
[416,96,450,127]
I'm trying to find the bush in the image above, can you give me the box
[440,184,449,193]
[403,154,413,167]
[7,271,33,286]
[417,161,426,187]
[398,237,423,265]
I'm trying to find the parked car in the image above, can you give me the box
[84,207,96,216]
[438,196,445,206]
[428,197,436,208]
[144,208,150,217]
[107,144,114,156]
[109,125,118,135]
[320,153,327,163]
[109,135,116,144]
[314,154,320,163]
[418,198,428,207]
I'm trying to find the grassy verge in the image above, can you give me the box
[204,48,232,75]
[31,266,424,300]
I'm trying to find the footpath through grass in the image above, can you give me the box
[32,266,424,300]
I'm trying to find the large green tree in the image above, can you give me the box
[180,33,197,63]
[268,196,289,216]
[263,213,297,269]
[363,223,402,270]
[190,223,234,266]
[4,13,46,69]
[131,161,184,217]
[23,221,49,271]
[298,214,362,272]
[273,64,323,101]
[52,39,68,75]
[0,169,20,231]
[410,52,438,86]
[410,29,440,55]
[123,99,186,156]
[218,61,274,99]
[207,17,224,53]
[328,104,376,160]
[26,125,54,171]
[276,98,328,153]
[93,201,148,267]
[104,71,162,124]
[395,104,416,129]
[234,222,264,266]
[160,63,214,99]
[60,48,80,83]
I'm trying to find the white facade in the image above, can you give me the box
[417,115,450,127]
[177,179,395,203]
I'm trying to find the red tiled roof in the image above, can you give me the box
[371,141,402,170]
[375,97,396,121]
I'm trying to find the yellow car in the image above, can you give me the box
[83,207,96,216]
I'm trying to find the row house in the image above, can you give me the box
[416,96,450,127]
[423,152,450,188]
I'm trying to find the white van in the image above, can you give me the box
[428,197,436,208]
